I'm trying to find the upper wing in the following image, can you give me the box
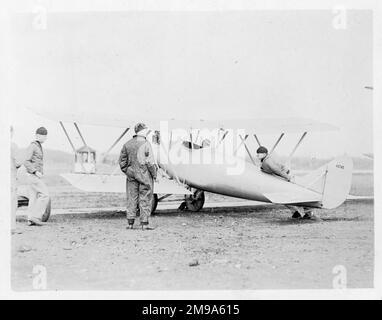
[218,118,338,134]
[31,108,157,129]
[32,108,338,134]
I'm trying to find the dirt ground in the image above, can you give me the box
[11,199,374,291]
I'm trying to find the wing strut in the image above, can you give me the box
[284,131,308,168]
[104,128,130,156]
[59,121,76,153]
[99,128,130,181]
[233,134,248,155]
[269,133,284,155]
[74,122,88,147]
[168,130,173,151]
[238,134,257,166]
[194,129,200,145]
[216,129,229,147]
[189,129,193,150]
[289,132,307,158]
[254,134,262,147]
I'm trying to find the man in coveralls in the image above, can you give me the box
[24,127,50,226]
[119,123,158,230]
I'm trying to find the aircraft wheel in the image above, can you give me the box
[185,190,205,212]
[151,194,158,215]
[41,198,52,222]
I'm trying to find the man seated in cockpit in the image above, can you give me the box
[256,146,315,220]
[256,146,292,182]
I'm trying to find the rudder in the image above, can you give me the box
[321,156,353,209]
[295,156,353,209]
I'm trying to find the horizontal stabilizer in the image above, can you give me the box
[263,190,322,205]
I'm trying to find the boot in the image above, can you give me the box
[27,218,45,226]
[302,213,312,219]
[302,209,313,220]
[141,222,155,230]
[28,218,45,227]
[126,219,135,229]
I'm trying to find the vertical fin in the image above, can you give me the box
[295,156,353,209]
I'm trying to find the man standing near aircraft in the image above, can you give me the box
[11,126,22,234]
[24,127,50,226]
[256,146,313,219]
[119,123,158,230]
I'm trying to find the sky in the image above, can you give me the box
[6,9,373,158]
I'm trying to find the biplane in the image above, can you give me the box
[32,109,354,215]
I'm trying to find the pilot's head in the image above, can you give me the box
[256,146,268,160]
[35,127,48,143]
[134,122,149,137]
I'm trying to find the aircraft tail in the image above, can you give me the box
[295,156,353,209]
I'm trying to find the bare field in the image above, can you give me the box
[12,203,373,291]
[11,172,374,291]
[349,173,374,196]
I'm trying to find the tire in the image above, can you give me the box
[151,194,158,215]
[41,198,51,222]
[185,190,205,212]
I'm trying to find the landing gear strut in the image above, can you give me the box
[151,194,158,215]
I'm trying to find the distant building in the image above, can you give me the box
[74,145,96,174]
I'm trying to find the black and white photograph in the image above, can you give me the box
[0,0,381,301]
